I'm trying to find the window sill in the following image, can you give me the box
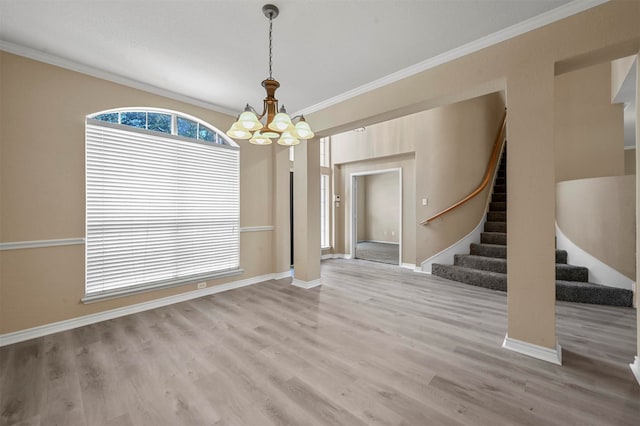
[82,268,244,304]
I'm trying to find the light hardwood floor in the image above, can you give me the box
[1,258,639,425]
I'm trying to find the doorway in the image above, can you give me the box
[350,168,402,265]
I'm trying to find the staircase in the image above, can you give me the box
[431,146,633,307]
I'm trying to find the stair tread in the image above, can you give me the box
[472,243,506,248]
[431,266,632,306]
[556,264,588,271]
[454,255,588,277]
[434,264,504,277]
[556,280,633,307]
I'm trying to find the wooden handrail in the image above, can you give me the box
[421,109,507,225]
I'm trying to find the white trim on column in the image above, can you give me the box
[240,226,275,233]
[401,263,416,270]
[0,238,85,251]
[292,278,322,289]
[502,334,562,365]
[631,357,640,386]
[0,272,278,347]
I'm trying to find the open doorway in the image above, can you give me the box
[350,168,402,265]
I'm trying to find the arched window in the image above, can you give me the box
[85,108,241,301]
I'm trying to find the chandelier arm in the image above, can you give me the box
[244,104,261,116]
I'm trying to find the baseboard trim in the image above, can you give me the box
[0,272,278,347]
[292,278,322,289]
[502,334,562,365]
[324,253,352,260]
[359,240,399,245]
[631,356,640,386]
[274,270,293,280]
[401,263,416,270]
[321,253,338,260]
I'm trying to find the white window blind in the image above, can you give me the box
[85,119,240,301]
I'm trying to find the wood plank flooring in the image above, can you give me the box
[1,258,638,425]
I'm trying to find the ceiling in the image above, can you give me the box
[1,0,607,118]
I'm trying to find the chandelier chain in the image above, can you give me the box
[268,13,273,80]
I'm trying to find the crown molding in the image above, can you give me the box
[0,40,238,117]
[0,0,609,119]
[295,0,609,117]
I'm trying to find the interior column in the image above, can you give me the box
[632,51,640,385]
[503,61,561,364]
[272,143,291,277]
[292,138,322,288]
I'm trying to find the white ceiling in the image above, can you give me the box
[1,0,605,118]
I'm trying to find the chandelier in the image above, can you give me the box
[226,4,314,146]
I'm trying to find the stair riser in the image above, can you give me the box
[454,255,588,279]
[432,264,506,292]
[454,255,506,273]
[487,212,506,222]
[492,193,506,202]
[556,250,567,264]
[489,202,506,212]
[494,185,506,194]
[484,222,506,233]
[470,243,506,259]
[556,266,588,282]
[556,283,632,307]
[470,244,569,264]
[481,233,507,245]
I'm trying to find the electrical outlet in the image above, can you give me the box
[422,198,428,206]
[197,282,207,289]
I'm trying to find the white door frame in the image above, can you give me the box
[350,168,403,265]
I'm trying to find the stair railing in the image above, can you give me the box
[421,108,507,225]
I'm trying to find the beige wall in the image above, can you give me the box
[332,92,504,266]
[626,149,636,175]
[556,175,636,279]
[0,52,279,333]
[363,172,400,243]
[308,1,640,351]
[555,62,625,183]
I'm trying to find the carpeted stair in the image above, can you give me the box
[432,145,633,307]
